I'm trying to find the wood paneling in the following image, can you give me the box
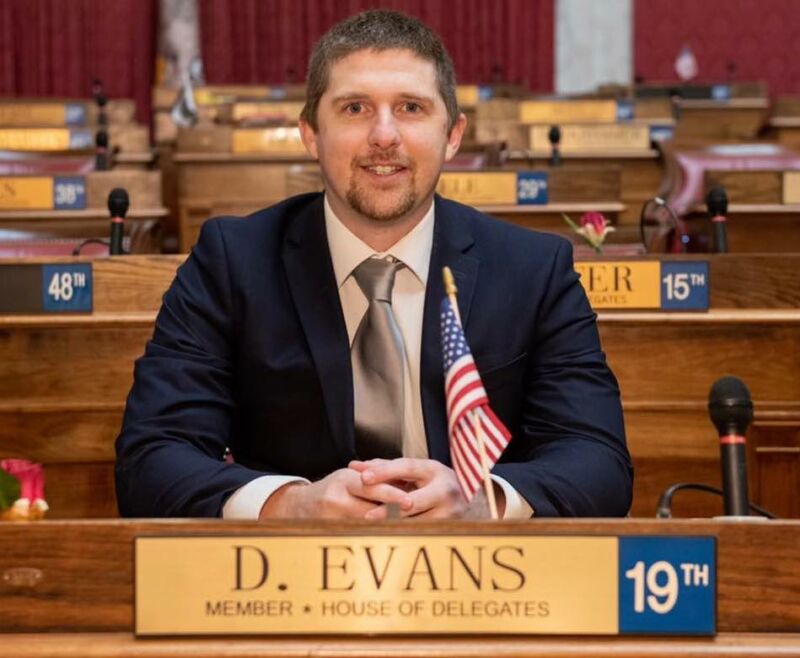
[1,258,797,519]
[175,156,316,251]
[705,170,783,205]
[683,208,800,253]
[3,631,800,658]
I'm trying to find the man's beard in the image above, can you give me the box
[346,153,417,222]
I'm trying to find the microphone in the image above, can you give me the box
[706,185,728,253]
[548,125,561,166]
[708,376,753,516]
[96,91,108,126]
[95,129,110,171]
[108,188,129,255]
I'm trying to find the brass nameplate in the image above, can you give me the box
[437,172,517,205]
[232,102,304,123]
[0,177,54,209]
[195,86,273,106]
[576,261,661,309]
[457,85,480,108]
[530,124,650,153]
[0,176,86,210]
[135,535,617,635]
[575,261,709,310]
[232,127,306,154]
[0,128,71,151]
[782,171,800,204]
[0,104,65,126]
[519,100,618,124]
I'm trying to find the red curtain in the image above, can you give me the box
[199,0,554,92]
[634,0,800,96]
[0,0,157,123]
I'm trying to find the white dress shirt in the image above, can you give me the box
[223,196,532,519]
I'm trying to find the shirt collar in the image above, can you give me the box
[324,194,434,289]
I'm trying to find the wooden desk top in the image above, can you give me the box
[2,630,799,657]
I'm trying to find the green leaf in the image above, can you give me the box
[0,469,21,511]
[561,213,580,232]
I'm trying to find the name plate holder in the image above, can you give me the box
[437,171,549,205]
[0,176,87,210]
[135,533,716,636]
[575,261,710,310]
[0,128,93,151]
[0,102,87,126]
[232,127,306,155]
[529,124,651,154]
[0,263,93,314]
[518,99,621,124]
[232,102,304,123]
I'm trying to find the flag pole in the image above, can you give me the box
[442,267,499,520]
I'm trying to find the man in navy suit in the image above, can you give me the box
[115,10,632,520]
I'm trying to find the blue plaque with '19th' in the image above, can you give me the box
[42,264,93,313]
[618,536,716,635]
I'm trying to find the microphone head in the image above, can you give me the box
[95,129,109,149]
[108,188,129,218]
[548,125,561,145]
[709,376,753,436]
[706,185,728,216]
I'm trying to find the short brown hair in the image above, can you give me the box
[300,10,459,133]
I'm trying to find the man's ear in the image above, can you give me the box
[298,119,319,159]
[444,112,468,161]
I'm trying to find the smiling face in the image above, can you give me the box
[299,48,466,235]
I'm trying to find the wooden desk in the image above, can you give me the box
[510,150,664,225]
[0,171,167,254]
[174,151,315,251]
[0,519,798,656]
[1,255,797,519]
[0,98,137,126]
[674,98,769,146]
[683,170,800,252]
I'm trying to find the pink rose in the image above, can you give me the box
[0,459,46,507]
[580,212,609,233]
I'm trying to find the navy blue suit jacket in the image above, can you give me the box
[115,193,632,517]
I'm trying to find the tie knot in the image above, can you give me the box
[353,257,402,303]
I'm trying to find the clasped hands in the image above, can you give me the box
[261,458,503,520]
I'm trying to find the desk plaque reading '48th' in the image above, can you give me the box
[135,534,715,636]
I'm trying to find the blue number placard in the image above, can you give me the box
[478,85,494,102]
[68,129,93,149]
[649,125,675,143]
[41,263,93,313]
[53,176,87,210]
[711,85,731,101]
[619,536,715,635]
[517,171,549,205]
[660,261,709,310]
[64,103,87,126]
[616,100,635,121]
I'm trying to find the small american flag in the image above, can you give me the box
[440,297,511,500]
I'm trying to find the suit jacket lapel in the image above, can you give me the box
[421,196,480,463]
[281,196,355,462]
